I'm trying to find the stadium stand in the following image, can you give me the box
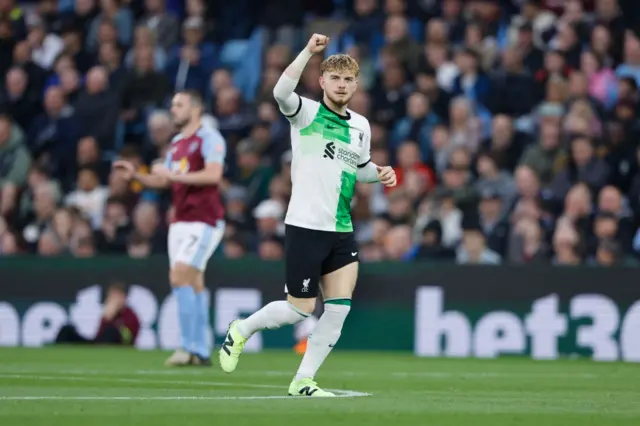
[2,0,640,266]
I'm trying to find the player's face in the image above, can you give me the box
[320,71,358,108]
[170,94,193,129]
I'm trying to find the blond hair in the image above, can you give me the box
[320,54,360,77]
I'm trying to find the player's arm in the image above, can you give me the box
[356,124,396,187]
[113,160,171,189]
[272,34,328,117]
[357,160,396,187]
[169,129,226,186]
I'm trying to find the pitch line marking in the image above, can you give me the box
[0,374,371,399]
[0,368,600,379]
[0,395,353,401]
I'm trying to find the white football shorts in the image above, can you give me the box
[168,221,225,271]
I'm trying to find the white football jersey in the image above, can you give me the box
[280,95,372,233]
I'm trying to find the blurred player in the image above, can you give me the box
[219,35,396,395]
[114,90,226,366]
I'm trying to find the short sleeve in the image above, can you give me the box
[357,120,372,168]
[199,127,227,164]
[282,96,319,129]
[164,149,172,168]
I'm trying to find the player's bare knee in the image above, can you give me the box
[287,295,316,315]
[170,263,199,287]
[192,273,205,292]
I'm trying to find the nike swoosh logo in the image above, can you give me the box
[351,252,358,256]
[327,125,337,129]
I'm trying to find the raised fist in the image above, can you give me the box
[306,34,329,54]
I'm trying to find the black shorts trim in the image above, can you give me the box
[357,159,371,168]
[284,95,303,118]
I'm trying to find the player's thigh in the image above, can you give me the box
[284,225,330,313]
[167,223,185,271]
[321,262,359,300]
[320,233,359,299]
[171,221,224,287]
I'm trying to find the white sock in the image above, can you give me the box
[237,301,309,338]
[295,302,350,381]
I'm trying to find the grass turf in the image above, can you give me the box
[0,347,638,425]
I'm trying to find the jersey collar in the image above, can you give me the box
[320,99,351,121]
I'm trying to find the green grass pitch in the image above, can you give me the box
[0,347,638,425]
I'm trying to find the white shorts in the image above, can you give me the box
[168,221,225,271]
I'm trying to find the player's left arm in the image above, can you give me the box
[356,123,396,187]
[170,129,226,186]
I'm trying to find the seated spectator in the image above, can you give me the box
[120,46,171,133]
[27,86,78,180]
[519,121,562,186]
[382,224,412,260]
[507,217,548,264]
[223,234,248,259]
[1,67,42,131]
[61,26,96,74]
[478,189,510,256]
[392,141,435,194]
[131,200,166,253]
[74,66,120,151]
[258,236,284,261]
[450,47,491,109]
[27,17,64,70]
[456,214,502,265]
[168,15,216,73]
[391,92,440,160]
[406,220,456,261]
[65,167,108,229]
[86,0,133,53]
[98,41,126,89]
[138,0,179,52]
[475,151,517,216]
[95,196,130,253]
[54,282,140,345]
[0,115,31,218]
[482,114,528,173]
[127,231,152,258]
[549,136,610,201]
[552,219,583,265]
[125,24,167,71]
[11,40,47,97]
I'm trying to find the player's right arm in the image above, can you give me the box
[273,34,328,125]
[112,156,171,189]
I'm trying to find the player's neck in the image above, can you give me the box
[179,120,202,138]
[322,95,348,118]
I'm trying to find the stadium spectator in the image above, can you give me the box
[139,0,179,52]
[125,24,166,72]
[120,46,171,135]
[0,114,31,217]
[26,15,64,70]
[55,281,140,345]
[86,0,133,53]
[1,66,41,131]
[95,196,130,253]
[456,212,502,265]
[75,66,119,150]
[65,166,108,228]
[130,200,165,253]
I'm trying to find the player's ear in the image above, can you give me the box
[319,75,325,90]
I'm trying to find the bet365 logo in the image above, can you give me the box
[414,287,640,362]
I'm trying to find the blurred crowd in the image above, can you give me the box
[2,0,640,266]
